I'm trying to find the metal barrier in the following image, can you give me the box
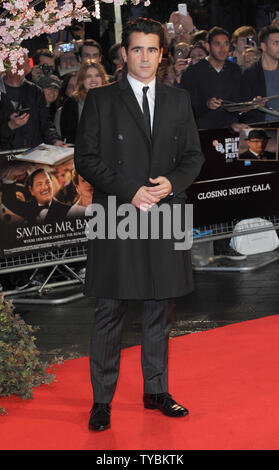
[192,215,279,272]
[0,244,87,304]
[1,216,279,303]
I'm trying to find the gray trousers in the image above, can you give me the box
[89,298,174,403]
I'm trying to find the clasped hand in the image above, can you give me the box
[131,176,172,211]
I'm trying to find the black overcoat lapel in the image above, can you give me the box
[152,81,167,145]
[117,75,152,145]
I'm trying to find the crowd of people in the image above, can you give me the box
[0,10,279,149]
[0,9,279,233]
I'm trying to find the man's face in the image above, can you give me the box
[29,171,53,205]
[81,45,101,63]
[39,55,55,68]
[209,34,230,63]
[55,166,71,188]
[247,138,267,154]
[60,52,79,71]
[121,32,163,84]
[261,33,279,61]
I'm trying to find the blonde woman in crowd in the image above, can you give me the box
[60,59,109,144]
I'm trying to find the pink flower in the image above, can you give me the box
[0,0,151,76]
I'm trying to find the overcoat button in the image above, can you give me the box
[118,134,124,140]
[174,135,178,141]
[172,157,176,163]
[117,159,123,165]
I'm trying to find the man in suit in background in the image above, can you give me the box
[239,129,276,160]
[74,17,204,432]
[1,167,70,224]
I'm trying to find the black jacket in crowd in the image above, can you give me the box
[0,79,61,150]
[180,58,242,130]
[239,59,267,124]
[60,96,79,145]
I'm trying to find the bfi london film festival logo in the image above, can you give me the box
[85,196,194,251]
[212,136,239,161]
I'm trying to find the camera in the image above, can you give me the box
[39,63,54,75]
[166,22,175,34]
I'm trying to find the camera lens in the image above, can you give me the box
[39,64,54,75]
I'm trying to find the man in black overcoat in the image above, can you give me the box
[74,18,204,432]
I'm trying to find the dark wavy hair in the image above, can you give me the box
[26,168,51,190]
[208,26,230,44]
[258,24,279,45]
[121,17,164,51]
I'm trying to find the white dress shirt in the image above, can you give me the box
[126,74,173,196]
[127,74,156,132]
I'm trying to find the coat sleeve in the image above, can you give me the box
[0,94,15,150]
[165,90,205,196]
[238,63,267,123]
[60,97,78,144]
[74,89,142,203]
[180,67,208,119]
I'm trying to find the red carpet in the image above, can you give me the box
[1,315,279,450]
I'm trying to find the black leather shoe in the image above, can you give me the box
[88,403,111,431]
[143,392,189,417]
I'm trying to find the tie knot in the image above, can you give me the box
[143,86,149,95]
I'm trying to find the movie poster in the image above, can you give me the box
[0,145,92,256]
[238,128,278,161]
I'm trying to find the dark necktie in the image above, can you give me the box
[142,86,151,138]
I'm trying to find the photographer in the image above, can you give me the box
[31,48,56,83]
[0,53,64,150]
[231,26,257,66]
[163,41,191,87]
[167,9,198,45]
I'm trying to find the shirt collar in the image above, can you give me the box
[248,149,261,157]
[127,74,156,97]
[206,56,226,73]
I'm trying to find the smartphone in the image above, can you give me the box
[57,43,75,53]
[246,36,254,46]
[178,3,187,16]
[17,108,31,116]
[166,22,175,34]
